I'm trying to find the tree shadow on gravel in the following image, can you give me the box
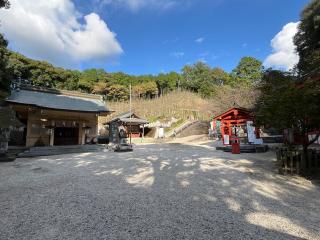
[0,143,319,239]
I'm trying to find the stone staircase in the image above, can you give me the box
[17,144,106,158]
[176,121,209,138]
[165,120,199,138]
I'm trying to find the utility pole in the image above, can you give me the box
[129,84,132,145]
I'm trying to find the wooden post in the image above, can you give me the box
[296,151,300,175]
[49,129,54,146]
[81,123,86,145]
[129,84,132,145]
[284,150,288,175]
[290,152,293,175]
[142,124,145,142]
[307,149,312,175]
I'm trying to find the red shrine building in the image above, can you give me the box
[212,107,262,145]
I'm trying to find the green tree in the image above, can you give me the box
[92,81,108,95]
[7,51,81,90]
[255,70,320,170]
[26,60,64,88]
[79,69,106,92]
[7,52,29,79]
[231,57,263,86]
[181,62,230,97]
[255,70,298,131]
[107,72,131,86]
[182,62,209,92]
[211,67,231,85]
[133,81,158,98]
[156,72,179,96]
[106,84,129,101]
[55,70,80,91]
[0,0,9,9]
[0,0,11,91]
[0,34,12,90]
[294,0,320,76]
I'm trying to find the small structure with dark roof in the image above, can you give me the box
[105,111,149,144]
[6,85,111,147]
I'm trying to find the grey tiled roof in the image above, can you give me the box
[120,118,149,124]
[109,111,134,122]
[106,111,148,125]
[6,89,110,113]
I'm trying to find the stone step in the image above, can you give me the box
[216,144,269,153]
[29,145,104,152]
[17,145,106,158]
[0,153,16,162]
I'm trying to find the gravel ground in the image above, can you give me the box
[0,142,319,240]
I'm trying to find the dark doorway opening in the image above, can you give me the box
[54,127,79,146]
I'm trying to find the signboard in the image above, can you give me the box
[216,120,221,135]
[109,122,119,144]
[223,134,229,145]
[247,121,255,143]
[158,127,164,138]
[246,121,263,144]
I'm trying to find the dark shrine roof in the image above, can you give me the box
[106,111,149,125]
[6,86,110,113]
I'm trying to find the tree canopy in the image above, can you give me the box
[0,0,10,9]
[231,57,263,86]
[1,48,263,101]
[0,34,12,91]
[294,0,320,77]
[255,0,320,150]
[181,62,232,97]
[255,70,320,148]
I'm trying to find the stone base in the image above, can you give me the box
[0,153,16,162]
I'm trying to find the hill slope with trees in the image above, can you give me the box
[3,50,262,101]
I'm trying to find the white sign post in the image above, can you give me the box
[247,121,263,144]
[223,135,229,145]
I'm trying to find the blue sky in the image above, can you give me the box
[0,0,310,75]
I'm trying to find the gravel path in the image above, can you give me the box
[0,142,319,240]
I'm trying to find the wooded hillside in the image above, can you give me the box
[2,48,263,102]
[0,34,263,122]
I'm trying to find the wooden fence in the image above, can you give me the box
[276,147,320,175]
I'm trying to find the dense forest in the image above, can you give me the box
[1,35,263,101]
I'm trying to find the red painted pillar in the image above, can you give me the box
[221,120,225,144]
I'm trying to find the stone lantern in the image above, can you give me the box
[0,106,24,154]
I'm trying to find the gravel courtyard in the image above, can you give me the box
[0,142,319,240]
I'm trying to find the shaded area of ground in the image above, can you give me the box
[0,142,319,240]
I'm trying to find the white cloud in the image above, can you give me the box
[264,22,299,71]
[0,0,123,68]
[195,37,204,43]
[171,52,185,59]
[99,0,178,12]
